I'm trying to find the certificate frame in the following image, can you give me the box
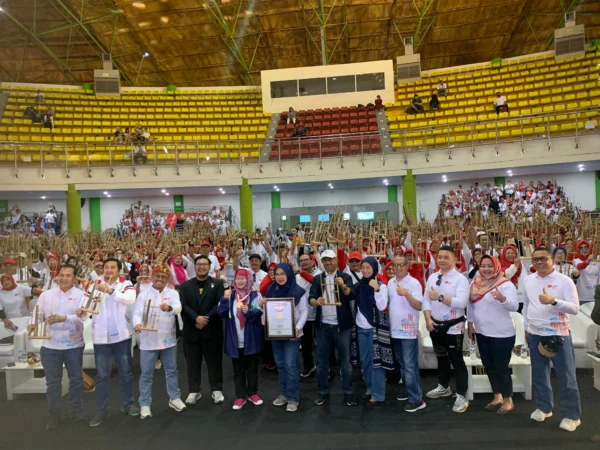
[264,297,296,340]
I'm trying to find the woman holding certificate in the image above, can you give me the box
[219,269,265,410]
[355,257,392,405]
[260,263,307,412]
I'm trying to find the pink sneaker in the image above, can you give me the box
[248,394,263,406]
[232,398,246,410]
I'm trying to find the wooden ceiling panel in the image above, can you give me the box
[0,0,598,87]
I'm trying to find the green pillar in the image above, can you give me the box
[66,183,81,235]
[174,195,184,213]
[0,200,8,217]
[402,170,417,222]
[494,176,506,186]
[595,171,600,209]
[89,198,102,232]
[387,185,398,203]
[271,191,281,209]
[239,178,253,233]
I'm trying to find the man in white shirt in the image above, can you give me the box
[494,92,508,114]
[83,258,139,427]
[388,255,426,413]
[28,264,86,430]
[198,241,220,279]
[522,247,581,432]
[133,266,185,419]
[422,246,471,413]
[45,210,57,232]
[297,253,321,378]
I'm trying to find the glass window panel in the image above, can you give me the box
[357,211,375,220]
[299,214,311,222]
[271,80,298,98]
[356,73,385,92]
[343,213,350,220]
[326,75,355,94]
[318,213,330,222]
[299,78,326,96]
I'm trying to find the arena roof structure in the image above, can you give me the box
[0,0,599,87]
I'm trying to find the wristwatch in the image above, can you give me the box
[438,295,444,302]
[551,300,558,306]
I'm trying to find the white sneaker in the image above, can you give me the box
[169,398,187,412]
[559,418,581,432]
[140,406,152,420]
[185,392,201,405]
[530,409,553,422]
[426,384,453,399]
[452,394,469,413]
[286,401,299,412]
[212,390,225,404]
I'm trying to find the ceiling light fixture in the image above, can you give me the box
[273,185,278,189]
[165,193,170,196]
[103,191,108,195]
[107,194,112,198]
[143,52,150,57]
[578,164,584,168]
[161,189,166,193]
[41,196,46,199]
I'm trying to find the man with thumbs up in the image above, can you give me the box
[522,247,581,432]
[422,246,470,413]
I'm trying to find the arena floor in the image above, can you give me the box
[0,344,598,450]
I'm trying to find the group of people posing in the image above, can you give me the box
[6,229,584,434]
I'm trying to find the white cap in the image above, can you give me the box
[320,250,336,259]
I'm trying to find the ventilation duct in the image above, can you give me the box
[554,23,585,59]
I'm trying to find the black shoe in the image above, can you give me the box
[366,399,382,407]
[300,366,316,378]
[89,410,109,427]
[71,410,85,423]
[362,392,371,401]
[396,391,409,401]
[313,394,329,406]
[121,403,141,416]
[45,415,60,431]
[344,394,357,406]
[404,401,426,413]
[328,370,333,381]
[264,364,277,372]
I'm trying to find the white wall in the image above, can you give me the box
[252,192,272,229]
[260,60,395,113]
[416,171,596,221]
[281,186,389,208]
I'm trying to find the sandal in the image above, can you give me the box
[485,402,502,411]
[497,405,514,415]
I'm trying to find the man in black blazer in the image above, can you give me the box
[180,254,225,405]
[308,250,357,407]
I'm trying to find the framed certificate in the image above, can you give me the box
[264,297,296,340]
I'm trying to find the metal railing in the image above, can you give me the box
[0,106,596,177]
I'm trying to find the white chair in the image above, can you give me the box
[570,311,598,368]
[0,317,30,368]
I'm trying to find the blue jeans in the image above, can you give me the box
[392,338,422,404]
[357,327,386,402]
[529,333,581,420]
[316,324,353,395]
[271,339,300,402]
[93,338,134,412]
[139,346,180,407]
[40,346,84,416]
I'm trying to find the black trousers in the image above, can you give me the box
[183,335,223,393]
[430,331,468,396]
[301,320,315,370]
[476,333,515,397]
[232,348,259,399]
[261,326,275,365]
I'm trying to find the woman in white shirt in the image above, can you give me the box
[354,257,391,405]
[0,274,40,327]
[468,255,519,415]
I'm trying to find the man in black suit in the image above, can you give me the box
[309,250,357,407]
[180,255,225,405]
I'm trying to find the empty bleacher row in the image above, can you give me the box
[385,53,600,149]
[0,86,270,149]
[269,106,382,160]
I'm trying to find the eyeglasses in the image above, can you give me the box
[532,257,548,263]
[393,263,407,268]
[436,274,442,286]
[349,259,360,263]
[195,263,210,267]
[252,273,256,282]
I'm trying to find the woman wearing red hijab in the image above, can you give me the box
[573,240,599,303]
[168,254,189,289]
[467,255,518,415]
[499,245,522,288]
[377,261,394,285]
